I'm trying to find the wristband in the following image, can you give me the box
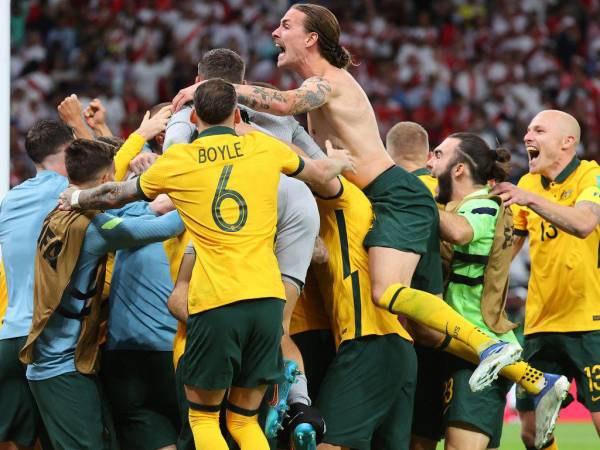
[71,190,82,209]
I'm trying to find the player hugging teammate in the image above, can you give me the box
[1,3,599,450]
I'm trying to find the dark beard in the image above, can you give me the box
[435,167,453,205]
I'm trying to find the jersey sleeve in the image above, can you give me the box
[458,199,499,243]
[113,132,146,181]
[137,150,179,200]
[184,241,195,255]
[91,211,185,253]
[511,177,531,235]
[163,106,196,151]
[269,136,304,176]
[575,166,600,207]
[511,204,528,235]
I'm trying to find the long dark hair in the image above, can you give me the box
[292,3,353,69]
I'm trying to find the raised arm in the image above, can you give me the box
[235,77,333,116]
[59,178,143,211]
[114,106,172,180]
[83,98,113,137]
[172,77,334,115]
[58,94,94,140]
[492,182,600,238]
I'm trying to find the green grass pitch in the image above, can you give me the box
[436,422,597,449]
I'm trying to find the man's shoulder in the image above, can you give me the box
[2,174,66,215]
[575,159,600,179]
[517,172,541,191]
[460,196,499,214]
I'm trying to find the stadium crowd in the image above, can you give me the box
[2,2,600,450]
[9,0,600,187]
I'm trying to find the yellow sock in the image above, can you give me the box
[188,406,228,450]
[441,337,545,394]
[530,437,559,450]
[378,283,497,354]
[226,407,269,450]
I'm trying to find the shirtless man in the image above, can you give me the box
[174,3,521,383]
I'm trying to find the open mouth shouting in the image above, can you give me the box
[275,41,286,61]
[527,146,540,164]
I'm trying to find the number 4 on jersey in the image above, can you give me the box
[212,164,248,232]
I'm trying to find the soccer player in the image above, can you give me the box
[0,120,72,450]
[58,79,353,450]
[492,110,600,449]
[428,133,555,450]
[19,139,184,450]
[304,173,417,450]
[386,121,437,196]
[386,121,444,450]
[101,197,183,450]
[388,125,570,450]
[0,103,170,449]
[166,48,326,442]
[173,4,521,382]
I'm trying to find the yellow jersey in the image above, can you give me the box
[139,126,303,315]
[0,261,7,329]
[290,266,331,335]
[513,158,600,334]
[413,168,438,198]
[314,178,412,348]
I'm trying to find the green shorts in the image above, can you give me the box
[0,337,49,447]
[362,166,443,295]
[181,298,285,390]
[442,355,512,448]
[291,329,336,401]
[28,371,118,450]
[516,331,600,413]
[411,345,444,442]
[101,350,180,450]
[315,334,417,450]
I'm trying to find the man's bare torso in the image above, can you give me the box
[308,68,393,188]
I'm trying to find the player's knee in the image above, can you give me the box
[370,283,387,306]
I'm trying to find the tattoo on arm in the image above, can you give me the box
[78,179,142,210]
[290,77,333,114]
[578,201,600,223]
[237,86,286,112]
[236,77,332,115]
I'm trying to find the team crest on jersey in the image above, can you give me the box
[560,189,573,201]
[597,175,600,187]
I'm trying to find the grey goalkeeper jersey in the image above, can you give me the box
[163,105,326,160]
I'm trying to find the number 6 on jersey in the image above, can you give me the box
[212,164,248,232]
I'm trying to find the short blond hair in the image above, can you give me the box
[386,122,429,164]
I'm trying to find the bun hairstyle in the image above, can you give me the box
[449,133,512,184]
[292,3,353,69]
